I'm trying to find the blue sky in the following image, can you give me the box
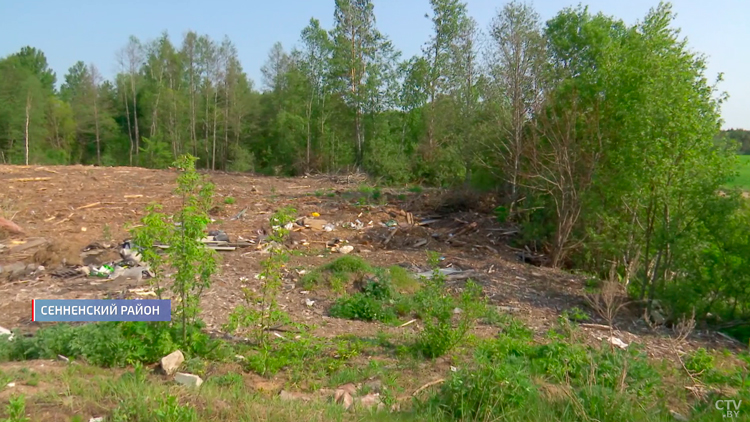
[1,0,747,129]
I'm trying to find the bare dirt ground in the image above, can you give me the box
[0,164,744,362]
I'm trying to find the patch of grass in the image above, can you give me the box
[408,186,423,194]
[0,320,230,367]
[224,196,236,204]
[726,155,750,190]
[562,306,590,323]
[424,326,681,422]
[388,266,420,294]
[2,394,29,422]
[239,333,362,382]
[300,256,373,292]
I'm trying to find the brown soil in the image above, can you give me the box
[0,164,745,361]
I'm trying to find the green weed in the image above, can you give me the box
[1,394,29,422]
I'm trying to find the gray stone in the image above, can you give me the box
[160,350,185,375]
[363,379,383,393]
[174,372,202,388]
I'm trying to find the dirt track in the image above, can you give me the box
[0,164,742,357]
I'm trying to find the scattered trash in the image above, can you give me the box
[6,382,15,388]
[0,326,14,341]
[608,337,628,349]
[91,264,113,277]
[344,220,365,230]
[323,223,335,232]
[208,230,230,242]
[89,418,104,422]
[301,218,330,231]
[311,212,320,217]
[305,298,315,307]
[57,355,70,363]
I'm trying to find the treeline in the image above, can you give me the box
[724,129,750,154]
[1,1,749,331]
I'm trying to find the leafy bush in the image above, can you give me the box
[412,253,486,358]
[329,294,397,323]
[301,255,373,292]
[427,319,669,422]
[0,321,226,367]
[329,269,398,323]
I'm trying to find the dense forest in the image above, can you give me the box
[1,0,748,333]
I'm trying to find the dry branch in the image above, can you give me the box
[9,177,51,182]
[0,216,24,234]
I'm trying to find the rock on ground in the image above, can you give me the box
[174,372,203,388]
[160,350,185,376]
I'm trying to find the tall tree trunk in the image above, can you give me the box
[122,83,134,165]
[94,95,101,165]
[150,66,164,138]
[130,73,140,161]
[306,97,312,171]
[223,79,230,169]
[204,88,211,165]
[212,89,218,170]
[24,90,31,165]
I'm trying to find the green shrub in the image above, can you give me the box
[0,321,226,367]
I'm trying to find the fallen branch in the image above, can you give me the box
[0,216,24,234]
[231,207,248,221]
[716,331,745,347]
[399,319,417,328]
[9,177,51,182]
[383,228,399,246]
[76,202,101,210]
[580,323,614,331]
[412,378,446,397]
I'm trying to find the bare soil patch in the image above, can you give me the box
[0,164,743,360]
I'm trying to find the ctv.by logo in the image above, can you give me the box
[716,400,742,418]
